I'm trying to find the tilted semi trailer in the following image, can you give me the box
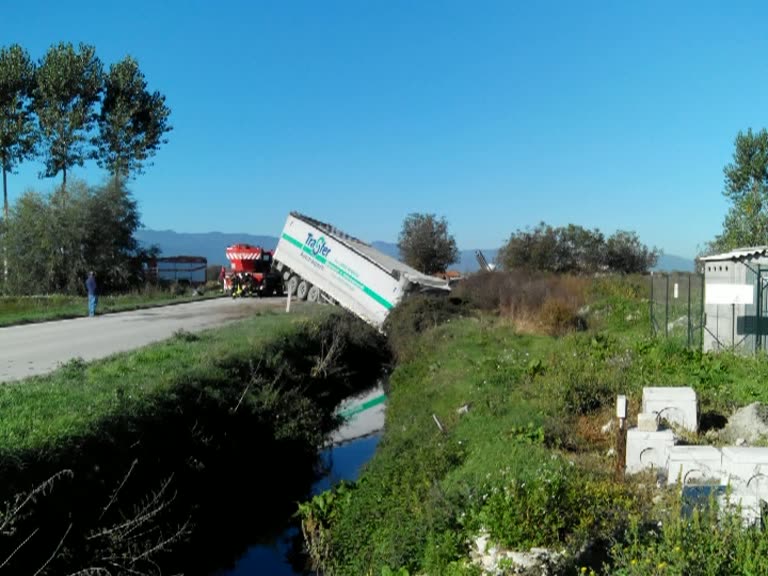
[273,212,451,329]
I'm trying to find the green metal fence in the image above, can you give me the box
[650,272,704,349]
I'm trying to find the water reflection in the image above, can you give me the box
[217,434,381,575]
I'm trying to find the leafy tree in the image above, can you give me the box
[2,190,55,293]
[498,222,604,273]
[0,44,37,221]
[558,224,605,273]
[397,213,459,275]
[498,222,658,274]
[497,222,558,272]
[603,230,659,274]
[707,128,768,253]
[96,56,172,184]
[33,42,103,190]
[3,179,150,294]
[81,179,149,290]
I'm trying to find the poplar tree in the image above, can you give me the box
[33,42,103,191]
[0,44,37,220]
[96,55,171,185]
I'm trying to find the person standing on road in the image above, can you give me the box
[86,271,98,317]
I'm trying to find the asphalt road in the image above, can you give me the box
[0,297,288,383]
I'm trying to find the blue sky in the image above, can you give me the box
[5,1,768,258]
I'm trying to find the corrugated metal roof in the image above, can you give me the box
[699,246,768,262]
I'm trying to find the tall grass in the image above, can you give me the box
[453,270,590,334]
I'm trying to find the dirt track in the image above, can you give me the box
[0,297,288,383]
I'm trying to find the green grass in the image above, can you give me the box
[0,290,224,326]
[313,277,768,575]
[0,305,389,576]
[0,307,323,454]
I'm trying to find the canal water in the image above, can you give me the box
[216,434,381,575]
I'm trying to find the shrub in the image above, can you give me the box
[539,298,587,336]
[384,295,469,361]
[539,333,627,418]
[169,281,188,296]
[453,271,589,333]
[608,490,768,576]
[469,459,638,554]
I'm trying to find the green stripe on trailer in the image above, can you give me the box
[281,232,394,310]
[282,233,302,248]
[338,393,387,420]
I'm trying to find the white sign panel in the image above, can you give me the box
[616,395,627,419]
[705,284,754,305]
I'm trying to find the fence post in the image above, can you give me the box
[665,274,670,338]
[757,270,762,353]
[700,275,705,350]
[687,274,692,348]
[650,273,655,336]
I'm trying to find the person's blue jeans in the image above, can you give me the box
[88,294,98,317]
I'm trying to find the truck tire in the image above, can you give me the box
[297,280,310,300]
[286,275,299,296]
[307,285,320,303]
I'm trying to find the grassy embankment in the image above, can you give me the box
[0,305,388,575]
[0,288,222,327]
[304,273,768,576]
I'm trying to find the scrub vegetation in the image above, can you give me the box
[300,272,768,576]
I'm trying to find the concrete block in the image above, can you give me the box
[667,445,723,485]
[637,412,658,432]
[721,447,768,486]
[642,387,698,432]
[719,483,767,527]
[626,428,676,474]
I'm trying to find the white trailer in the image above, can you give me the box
[273,212,450,329]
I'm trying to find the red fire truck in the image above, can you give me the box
[223,244,283,297]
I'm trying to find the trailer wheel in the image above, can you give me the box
[286,275,299,296]
[297,280,310,300]
[307,285,320,303]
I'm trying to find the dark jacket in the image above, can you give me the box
[86,275,97,296]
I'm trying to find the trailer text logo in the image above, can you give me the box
[305,233,331,258]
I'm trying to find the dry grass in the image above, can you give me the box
[454,270,591,335]
[575,410,614,448]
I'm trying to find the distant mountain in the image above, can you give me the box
[652,254,695,272]
[135,229,279,266]
[136,229,692,274]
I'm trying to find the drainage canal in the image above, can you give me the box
[213,384,386,575]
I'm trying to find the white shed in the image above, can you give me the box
[700,247,768,353]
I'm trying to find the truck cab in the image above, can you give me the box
[224,244,283,297]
